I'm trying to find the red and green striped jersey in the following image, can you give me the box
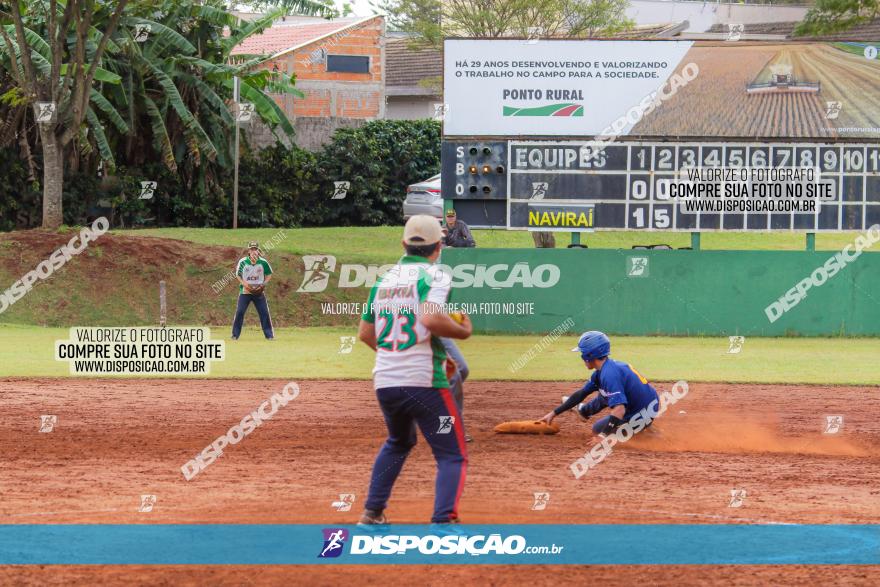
[236,256,272,294]
[361,255,451,389]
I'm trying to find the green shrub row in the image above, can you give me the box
[0,119,441,230]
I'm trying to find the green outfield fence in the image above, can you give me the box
[443,247,880,336]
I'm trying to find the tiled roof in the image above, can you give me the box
[610,22,689,39]
[231,12,330,24]
[707,21,798,36]
[386,38,442,91]
[707,19,880,40]
[231,16,370,57]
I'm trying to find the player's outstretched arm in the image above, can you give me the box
[539,386,592,424]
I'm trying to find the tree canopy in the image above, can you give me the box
[0,0,331,227]
[380,0,632,49]
[796,0,879,36]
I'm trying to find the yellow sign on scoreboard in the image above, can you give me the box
[526,202,595,231]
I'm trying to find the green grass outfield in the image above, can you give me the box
[125,227,873,265]
[2,324,877,385]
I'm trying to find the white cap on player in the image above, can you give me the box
[403,214,442,245]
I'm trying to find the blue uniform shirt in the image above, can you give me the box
[576,359,659,420]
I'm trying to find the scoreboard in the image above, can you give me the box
[441,139,880,232]
[441,38,880,233]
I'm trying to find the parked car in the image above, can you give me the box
[403,174,442,220]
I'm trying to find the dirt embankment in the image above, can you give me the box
[0,230,361,328]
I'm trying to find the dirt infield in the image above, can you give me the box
[1,378,878,585]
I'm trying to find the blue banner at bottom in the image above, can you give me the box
[0,525,878,565]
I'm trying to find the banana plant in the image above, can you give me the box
[0,0,332,225]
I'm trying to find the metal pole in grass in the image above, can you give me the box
[159,281,167,328]
[233,76,240,230]
[230,0,240,230]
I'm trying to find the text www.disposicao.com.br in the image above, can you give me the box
[682,199,816,212]
[73,360,207,373]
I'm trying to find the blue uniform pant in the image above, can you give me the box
[231,293,274,339]
[365,386,468,523]
[581,395,655,436]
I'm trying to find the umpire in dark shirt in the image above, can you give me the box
[444,209,476,248]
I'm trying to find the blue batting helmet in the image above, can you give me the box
[572,331,611,361]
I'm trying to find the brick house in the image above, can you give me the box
[232,15,385,150]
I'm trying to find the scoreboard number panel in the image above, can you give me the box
[441,139,880,231]
[496,140,880,232]
[510,173,629,201]
[867,177,880,202]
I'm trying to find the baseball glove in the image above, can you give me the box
[248,285,265,295]
[494,420,560,435]
[445,358,458,381]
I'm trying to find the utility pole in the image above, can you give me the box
[233,75,240,229]
[230,0,239,229]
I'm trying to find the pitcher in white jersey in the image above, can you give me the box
[356,214,472,526]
